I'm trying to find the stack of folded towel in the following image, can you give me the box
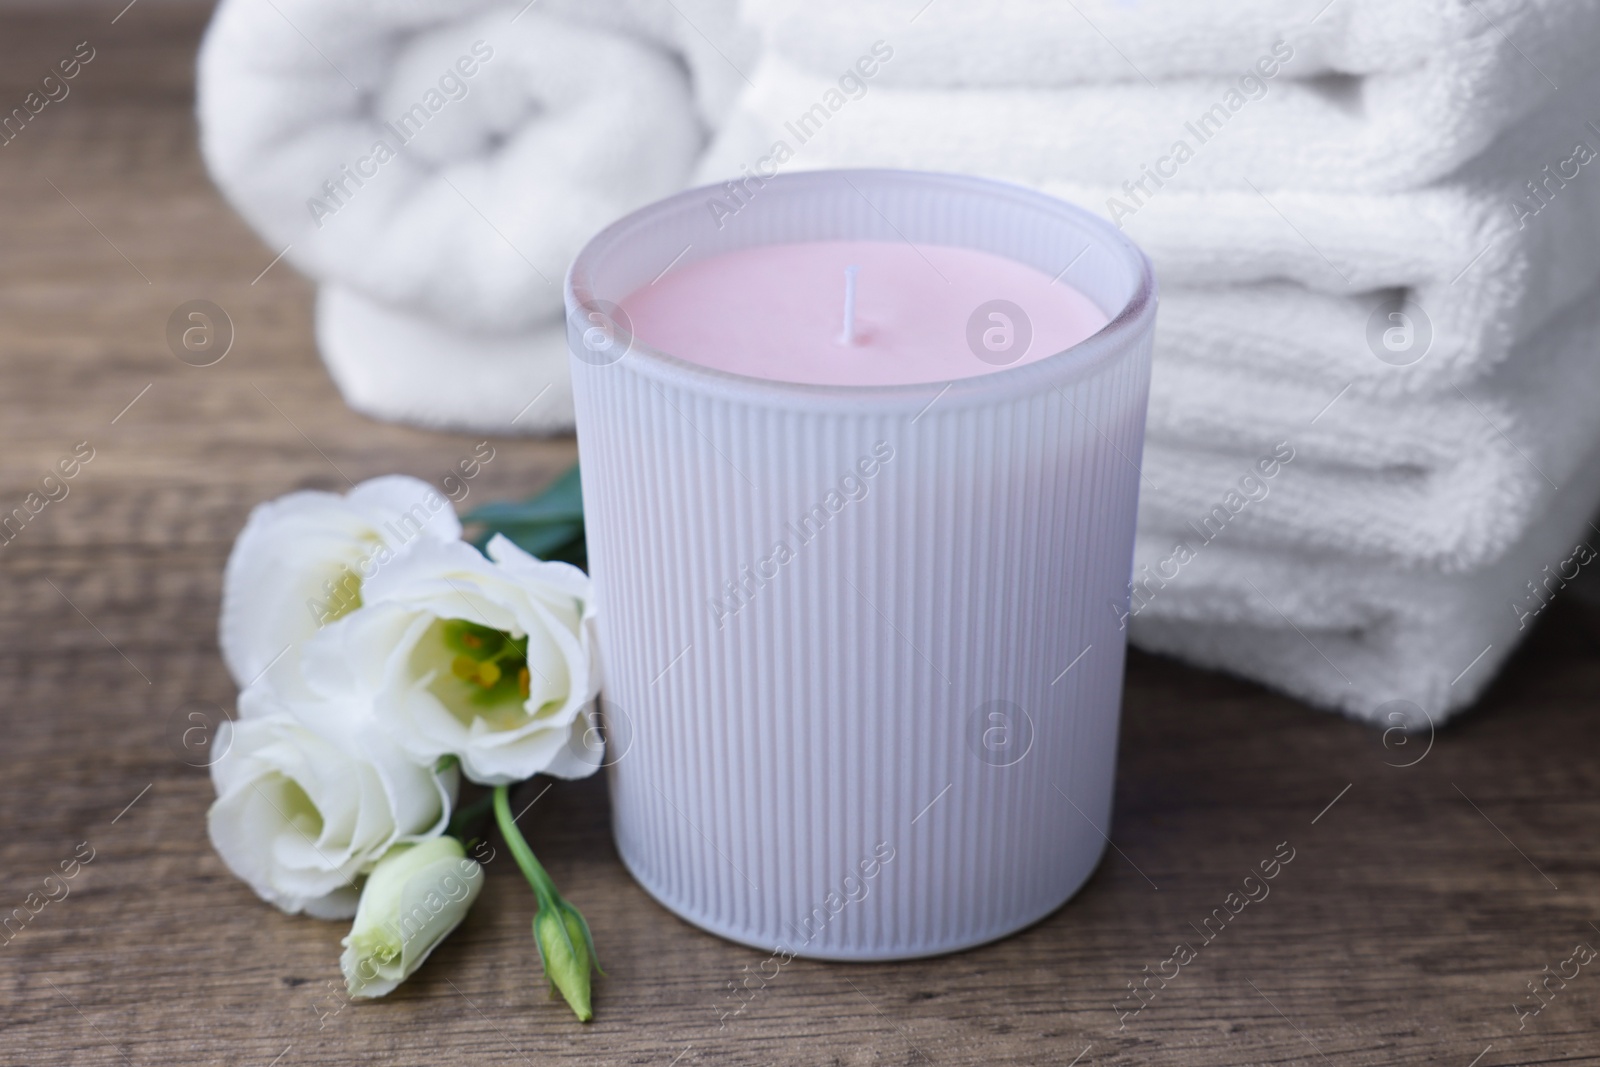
[697,0,1600,723]
[198,0,1600,724]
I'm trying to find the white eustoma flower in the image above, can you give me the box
[299,533,602,785]
[340,837,484,998]
[207,686,456,919]
[219,475,462,689]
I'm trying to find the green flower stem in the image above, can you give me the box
[492,783,558,908]
[493,782,600,1021]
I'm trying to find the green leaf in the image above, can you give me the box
[491,520,584,557]
[464,464,587,569]
[467,502,586,527]
[463,465,583,527]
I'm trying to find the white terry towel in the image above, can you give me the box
[1127,431,1600,724]
[720,1,1600,191]
[314,286,574,433]
[1137,288,1600,573]
[698,62,1600,398]
[1059,89,1600,399]
[703,24,1594,195]
[742,0,1596,89]
[199,0,753,433]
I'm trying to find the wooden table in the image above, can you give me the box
[3,5,1598,1065]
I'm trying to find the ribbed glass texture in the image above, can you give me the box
[567,170,1156,959]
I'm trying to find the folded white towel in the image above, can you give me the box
[698,60,1600,401]
[743,0,1599,88]
[693,66,1600,573]
[702,35,1591,193]
[1128,432,1600,723]
[1138,287,1600,572]
[1025,94,1600,400]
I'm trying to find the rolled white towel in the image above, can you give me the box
[1127,430,1600,723]
[314,286,573,434]
[1136,286,1600,572]
[199,0,753,431]
[200,0,708,334]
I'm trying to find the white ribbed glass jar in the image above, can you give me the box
[566,169,1156,960]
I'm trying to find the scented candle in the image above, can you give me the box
[566,169,1156,960]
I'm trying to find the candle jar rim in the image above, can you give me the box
[566,168,1157,415]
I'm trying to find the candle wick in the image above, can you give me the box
[839,264,860,346]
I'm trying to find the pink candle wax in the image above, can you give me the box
[618,239,1110,387]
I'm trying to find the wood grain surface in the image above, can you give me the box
[2,4,1599,1065]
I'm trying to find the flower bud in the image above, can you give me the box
[533,901,597,1021]
[340,837,483,997]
